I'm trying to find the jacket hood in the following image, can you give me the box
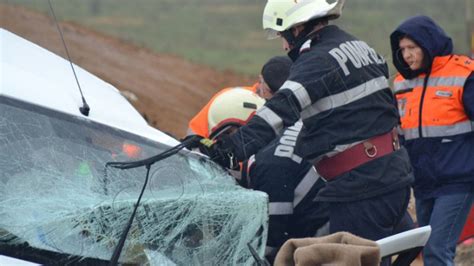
[390,15,453,79]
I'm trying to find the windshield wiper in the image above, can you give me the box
[247,242,270,266]
[105,136,199,265]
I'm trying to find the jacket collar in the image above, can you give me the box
[430,55,453,73]
[287,25,339,61]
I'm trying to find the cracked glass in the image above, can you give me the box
[0,97,268,265]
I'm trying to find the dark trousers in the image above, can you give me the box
[329,186,411,265]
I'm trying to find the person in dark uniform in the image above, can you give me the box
[198,0,414,251]
[241,121,328,263]
[205,101,329,264]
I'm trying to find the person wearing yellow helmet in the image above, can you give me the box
[202,88,266,176]
[199,1,414,261]
[262,0,344,56]
[207,88,266,140]
[205,95,329,264]
[185,56,292,138]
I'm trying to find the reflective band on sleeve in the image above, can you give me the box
[403,121,474,140]
[256,106,284,135]
[280,80,312,109]
[301,76,389,119]
[293,167,320,207]
[394,76,467,93]
[269,202,293,215]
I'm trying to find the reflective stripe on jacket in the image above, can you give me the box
[393,55,474,199]
[244,123,328,259]
[394,55,474,140]
[390,15,474,199]
[229,25,413,201]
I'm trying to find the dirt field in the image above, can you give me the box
[0,4,254,138]
[1,4,472,265]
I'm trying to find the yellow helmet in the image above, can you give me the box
[262,0,345,39]
[208,89,265,139]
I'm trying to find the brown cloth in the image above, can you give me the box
[274,232,381,266]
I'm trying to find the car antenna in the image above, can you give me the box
[47,0,90,116]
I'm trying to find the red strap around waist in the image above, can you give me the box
[315,129,399,181]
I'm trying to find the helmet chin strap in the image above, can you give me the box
[283,27,311,61]
[280,30,297,48]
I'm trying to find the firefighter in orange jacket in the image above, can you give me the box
[390,15,474,265]
[186,56,292,137]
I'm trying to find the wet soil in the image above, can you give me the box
[0,4,254,138]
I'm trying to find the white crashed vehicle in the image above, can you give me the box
[0,28,268,265]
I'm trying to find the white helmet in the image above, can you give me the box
[262,0,345,39]
[208,88,265,139]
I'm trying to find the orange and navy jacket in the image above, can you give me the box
[390,15,474,199]
[394,55,474,141]
[186,84,258,138]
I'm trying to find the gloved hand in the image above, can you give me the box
[198,136,239,170]
[274,232,381,266]
[180,135,204,150]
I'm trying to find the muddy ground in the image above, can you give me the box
[1,4,472,265]
[0,4,254,138]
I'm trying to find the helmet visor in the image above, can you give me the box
[264,28,280,40]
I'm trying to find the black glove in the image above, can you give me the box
[180,135,204,150]
[198,137,239,170]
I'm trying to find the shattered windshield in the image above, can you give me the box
[0,96,268,265]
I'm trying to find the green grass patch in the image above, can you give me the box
[6,0,470,75]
